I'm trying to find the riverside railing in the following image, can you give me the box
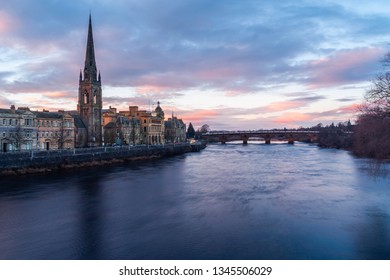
[0,143,197,170]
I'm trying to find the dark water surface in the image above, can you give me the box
[1,142,390,259]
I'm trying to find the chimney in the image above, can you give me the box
[10,105,15,113]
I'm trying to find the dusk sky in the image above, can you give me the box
[1,0,390,130]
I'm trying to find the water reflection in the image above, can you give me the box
[355,207,390,259]
[0,143,390,259]
[76,176,104,259]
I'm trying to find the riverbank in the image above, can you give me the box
[0,142,206,176]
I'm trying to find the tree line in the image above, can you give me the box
[353,51,390,160]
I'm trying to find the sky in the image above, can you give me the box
[1,0,390,130]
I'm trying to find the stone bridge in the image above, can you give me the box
[202,130,320,144]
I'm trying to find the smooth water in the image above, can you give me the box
[0,142,390,259]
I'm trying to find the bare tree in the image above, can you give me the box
[129,118,137,146]
[365,72,390,110]
[57,118,66,149]
[353,51,390,159]
[10,123,26,151]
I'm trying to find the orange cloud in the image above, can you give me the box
[273,112,311,124]
[180,110,218,122]
[42,91,72,98]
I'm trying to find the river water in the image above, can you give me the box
[0,142,389,260]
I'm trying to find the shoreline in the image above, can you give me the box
[0,142,206,177]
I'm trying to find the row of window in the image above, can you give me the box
[38,131,72,138]
[1,118,34,126]
[1,130,72,138]
[37,120,72,127]
[0,119,73,127]
[2,131,33,138]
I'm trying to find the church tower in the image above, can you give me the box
[77,14,103,146]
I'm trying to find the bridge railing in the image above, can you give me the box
[202,130,321,136]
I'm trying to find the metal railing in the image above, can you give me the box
[0,142,193,158]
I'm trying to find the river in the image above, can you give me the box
[0,142,389,259]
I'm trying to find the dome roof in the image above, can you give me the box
[155,101,163,112]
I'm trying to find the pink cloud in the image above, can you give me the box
[266,100,305,112]
[0,11,17,35]
[42,91,73,98]
[273,112,312,124]
[180,110,218,123]
[311,103,360,119]
[135,85,172,94]
[307,47,383,88]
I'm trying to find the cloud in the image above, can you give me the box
[335,97,356,102]
[0,10,18,35]
[0,0,387,130]
[270,103,359,127]
[304,47,384,88]
[253,95,325,114]
[273,112,312,124]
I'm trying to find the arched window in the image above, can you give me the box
[84,90,88,104]
[93,90,98,104]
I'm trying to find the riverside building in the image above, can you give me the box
[0,15,187,151]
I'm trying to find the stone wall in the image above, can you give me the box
[0,143,204,174]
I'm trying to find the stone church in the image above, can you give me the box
[76,14,103,147]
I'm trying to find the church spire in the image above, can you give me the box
[84,13,97,81]
[78,13,103,147]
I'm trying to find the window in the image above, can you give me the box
[144,127,146,132]
[15,119,18,125]
[84,90,88,104]
[2,132,5,137]
[2,119,5,125]
[9,119,12,125]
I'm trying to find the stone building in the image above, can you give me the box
[165,114,187,143]
[0,15,189,151]
[35,110,74,150]
[103,107,141,146]
[0,105,37,152]
[120,102,165,145]
[77,14,103,147]
[69,113,88,148]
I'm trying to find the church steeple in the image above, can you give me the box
[83,13,98,82]
[78,13,103,147]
